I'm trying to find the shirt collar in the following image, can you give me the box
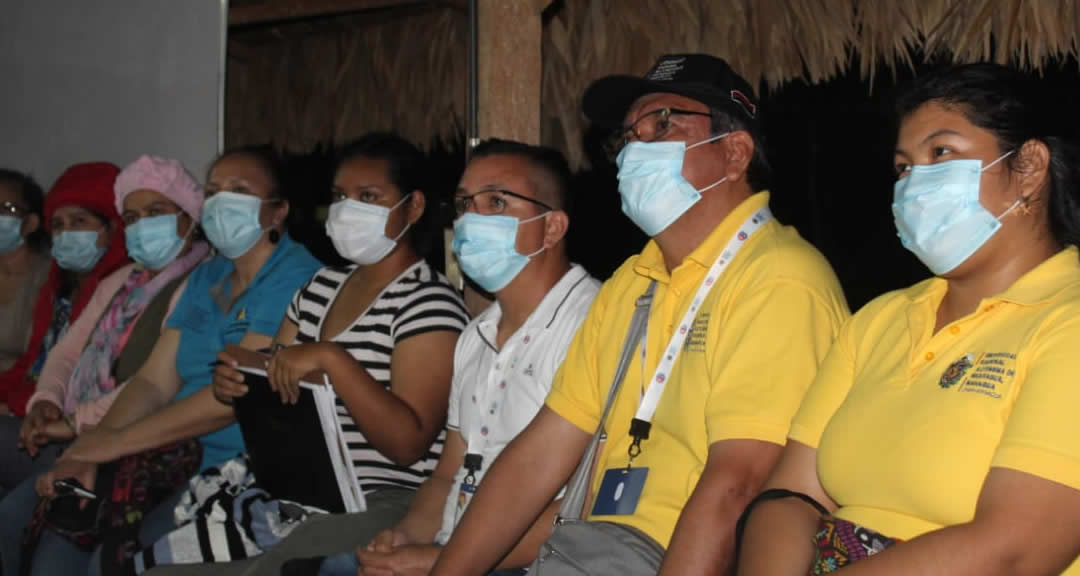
[214,233,297,311]
[903,246,1080,307]
[995,246,1080,305]
[634,191,772,282]
[476,264,591,349]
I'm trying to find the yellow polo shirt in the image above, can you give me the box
[791,246,1080,574]
[546,192,849,547]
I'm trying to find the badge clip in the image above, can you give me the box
[463,453,483,485]
[626,418,652,469]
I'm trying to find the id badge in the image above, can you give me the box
[591,467,648,516]
[454,482,477,524]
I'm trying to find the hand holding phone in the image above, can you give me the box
[54,478,97,500]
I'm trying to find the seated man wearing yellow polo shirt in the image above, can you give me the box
[431,54,849,576]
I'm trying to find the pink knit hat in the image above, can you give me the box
[114,155,204,220]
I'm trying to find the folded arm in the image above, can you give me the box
[395,428,467,544]
[62,330,271,463]
[320,329,458,466]
[431,407,589,576]
[659,438,783,576]
[736,440,837,576]
[842,468,1080,576]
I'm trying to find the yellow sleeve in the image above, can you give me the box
[544,280,609,434]
[706,279,847,446]
[992,313,1080,491]
[787,315,857,449]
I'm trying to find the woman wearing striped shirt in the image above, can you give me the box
[194,133,468,573]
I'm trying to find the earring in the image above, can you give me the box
[268,229,281,244]
[1019,197,1033,216]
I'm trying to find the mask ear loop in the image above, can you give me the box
[697,176,729,194]
[687,132,733,194]
[177,213,197,242]
[995,198,1023,221]
[389,193,415,242]
[519,211,551,258]
[982,150,1023,221]
[981,149,1015,172]
[686,132,730,151]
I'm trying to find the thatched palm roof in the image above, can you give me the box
[227,0,1080,167]
[544,0,1080,166]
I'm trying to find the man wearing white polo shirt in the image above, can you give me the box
[320,139,600,576]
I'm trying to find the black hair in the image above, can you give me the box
[896,63,1080,247]
[469,138,574,216]
[335,132,434,257]
[0,168,48,252]
[709,108,772,193]
[209,145,294,232]
[210,145,285,200]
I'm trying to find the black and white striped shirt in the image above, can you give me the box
[286,261,469,492]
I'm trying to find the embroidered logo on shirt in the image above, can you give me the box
[683,312,709,353]
[957,352,1015,399]
[237,308,247,321]
[938,354,974,389]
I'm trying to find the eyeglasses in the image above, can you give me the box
[453,189,552,217]
[604,107,714,161]
[0,201,26,217]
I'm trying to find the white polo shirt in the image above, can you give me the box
[435,264,600,544]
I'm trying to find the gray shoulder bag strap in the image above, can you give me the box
[556,280,656,523]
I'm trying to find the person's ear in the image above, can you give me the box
[271,199,290,229]
[722,131,755,183]
[1014,139,1050,211]
[541,210,569,249]
[406,191,425,226]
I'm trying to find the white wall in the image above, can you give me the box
[0,0,226,189]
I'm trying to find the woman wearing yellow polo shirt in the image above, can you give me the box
[738,63,1080,576]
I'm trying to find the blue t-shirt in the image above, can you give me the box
[166,233,322,470]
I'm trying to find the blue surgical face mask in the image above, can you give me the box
[51,230,106,272]
[126,213,189,270]
[892,151,1018,275]
[615,132,729,236]
[201,191,265,259]
[451,211,547,293]
[0,215,24,254]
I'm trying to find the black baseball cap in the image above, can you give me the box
[583,54,759,131]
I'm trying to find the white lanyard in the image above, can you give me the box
[627,207,773,463]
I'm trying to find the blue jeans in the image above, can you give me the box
[0,475,50,576]
[0,417,67,574]
[0,475,94,576]
[85,487,185,576]
[317,551,358,576]
[1,483,184,576]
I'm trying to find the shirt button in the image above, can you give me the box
[949,326,961,335]
[673,288,682,297]
[925,351,935,361]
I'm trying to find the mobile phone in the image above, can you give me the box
[54,478,97,500]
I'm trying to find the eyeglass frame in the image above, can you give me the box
[0,201,27,217]
[605,107,714,160]
[452,188,554,217]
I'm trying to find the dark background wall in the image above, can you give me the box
[283,55,1080,312]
